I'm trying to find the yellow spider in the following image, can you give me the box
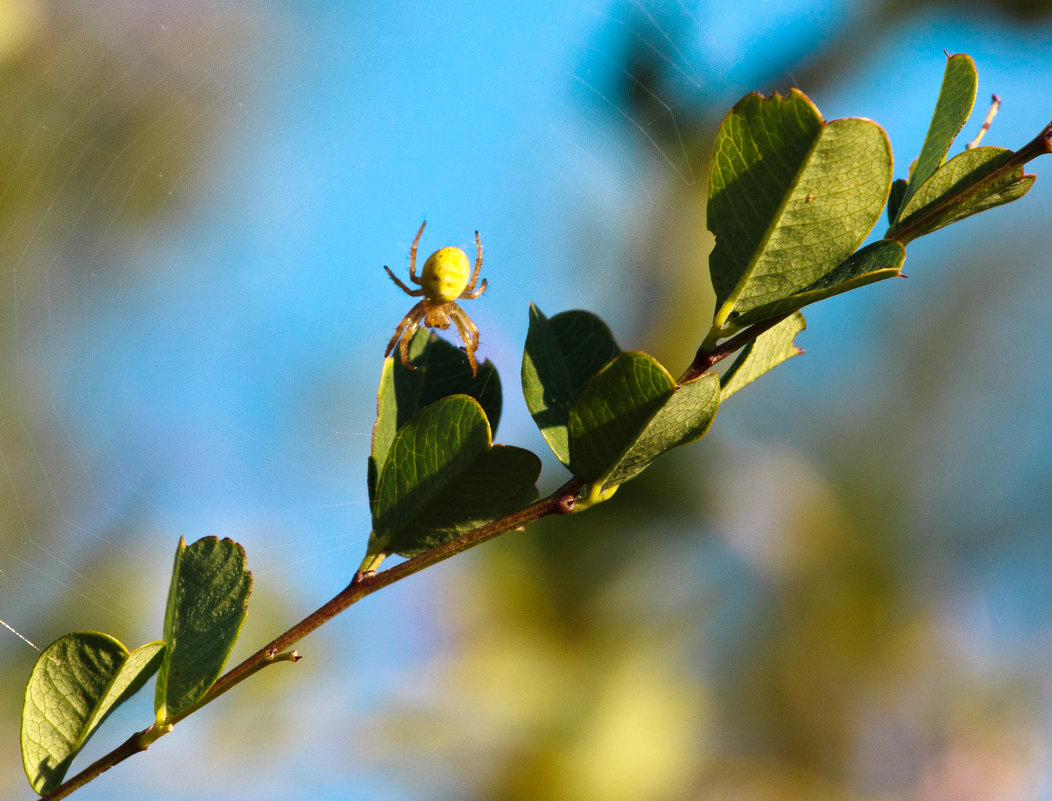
[384,220,487,377]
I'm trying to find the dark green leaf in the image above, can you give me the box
[522,304,620,466]
[602,372,720,488]
[22,633,163,794]
[724,240,905,330]
[384,446,540,557]
[721,313,807,400]
[568,353,722,494]
[568,352,675,484]
[156,537,251,722]
[894,53,977,221]
[371,328,501,501]
[371,395,540,558]
[708,90,892,326]
[887,178,908,223]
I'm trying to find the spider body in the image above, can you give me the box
[384,221,487,376]
[420,246,471,303]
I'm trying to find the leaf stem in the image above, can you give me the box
[679,314,789,384]
[36,477,584,801]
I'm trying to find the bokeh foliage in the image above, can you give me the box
[0,3,255,796]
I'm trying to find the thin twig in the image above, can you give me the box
[966,94,1001,150]
[679,314,790,384]
[36,477,584,801]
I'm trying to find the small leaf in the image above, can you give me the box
[894,53,977,221]
[156,537,251,722]
[371,327,501,501]
[724,240,905,330]
[721,313,807,400]
[567,352,720,492]
[522,304,620,466]
[890,146,1034,241]
[568,352,675,483]
[602,372,720,488]
[22,633,164,794]
[887,178,908,224]
[371,395,540,558]
[708,90,892,325]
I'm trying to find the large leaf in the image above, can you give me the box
[721,313,807,400]
[522,304,620,466]
[888,146,1034,242]
[894,53,977,220]
[723,240,905,330]
[22,633,164,794]
[568,352,720,493]
[370,395,540,558]
[371,328,501,501]
[708,89,892,327]
[155,537,251,722]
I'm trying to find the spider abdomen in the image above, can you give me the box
[421,246,471,302]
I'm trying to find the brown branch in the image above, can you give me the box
[36,477,584,801]
[679,314,790,384]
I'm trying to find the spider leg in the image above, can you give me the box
[384,265,425,297]
[408,220,427,283]
[449,305,480,377]
[400,318,422,371]
[461,230,485,294]
[386,302,427,371]
[460,277,487,300]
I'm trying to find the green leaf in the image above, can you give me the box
[568,352,720,492]
[602,372,721,488]
[568,352,674,483]
[889,146,1034,241]
[708,89,892,326]
[894,53,977,221]
[22,633,164,794]
[721,313,806,400]
[522,304,621,466]
[887,178,908,224]
[156,536,251,722]
[371,395,541,558]
[371,328,501,501]
[382,446,541,557]
[724,240,905,330]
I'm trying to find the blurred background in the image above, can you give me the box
[1,1,1051,799]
